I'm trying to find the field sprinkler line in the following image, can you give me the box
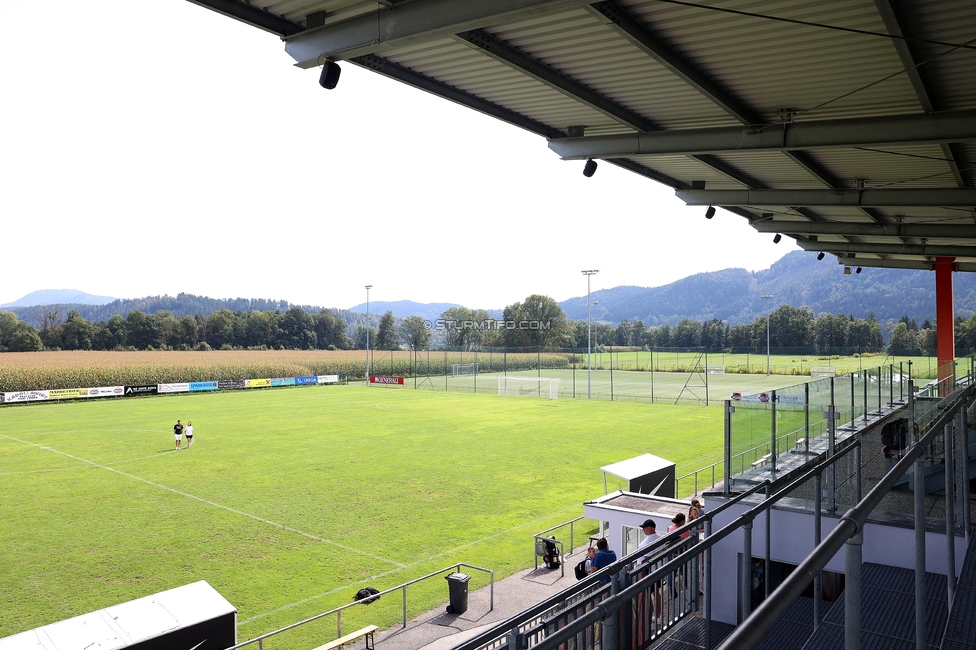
[0,433,407,570]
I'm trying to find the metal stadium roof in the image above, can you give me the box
[190,0,976,271]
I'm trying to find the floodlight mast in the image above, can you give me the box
[365,285,373,380]
[761,294,774,375]
[582,270,599,399]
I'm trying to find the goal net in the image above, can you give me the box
[705,364,725,375]
[498,376,561,400]
[452,363,479,376]
[810,366,836,378]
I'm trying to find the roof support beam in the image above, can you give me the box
[187,0,304,36]
[456,29,659,132]
[548,109,976,159]
[833,257,976,273]
[283,0,590,67]
[873,0,969,190]
[455,29,785,195]
[750,221,976,239]
[797,241,976,258]
[583,1,763,125]
[676,188,976,207]
[352,55,564,139]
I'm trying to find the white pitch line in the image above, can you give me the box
[0,434,406,569]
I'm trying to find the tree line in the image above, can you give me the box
[1,295,972,355]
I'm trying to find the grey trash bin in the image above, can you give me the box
[445,572,470,614]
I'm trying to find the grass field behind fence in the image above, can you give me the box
[0,385,725,646]
[440,368,809,404]
[0,350,960,393]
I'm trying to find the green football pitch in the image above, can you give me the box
[2,385,736,645]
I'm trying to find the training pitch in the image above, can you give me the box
[1,384,732,645]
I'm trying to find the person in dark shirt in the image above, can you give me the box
[588,537,617,584]
[174,420,184,451]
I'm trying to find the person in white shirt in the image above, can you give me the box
[637,519,663,624]
[185,421,194,448]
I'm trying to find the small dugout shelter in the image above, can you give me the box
[601,453,675,498]
[0,580,237,650]
[584,490,691,560]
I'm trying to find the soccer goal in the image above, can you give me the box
[705,364,725,375]
[498,376,561,400]
[811,366,836,378]
[452,363,479,377]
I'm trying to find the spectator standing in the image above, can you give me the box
[173,420,184,451]
[667,513,690,606]
[637,519,663,624]
[185,421,194,448]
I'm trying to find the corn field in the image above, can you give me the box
[0,350,574,392]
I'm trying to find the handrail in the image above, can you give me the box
[227,562,493,650]
[453,479,771,650]
[533,537,565,578]
[718,380,976,650]
[533,515,586,561]
[526,438,867,650]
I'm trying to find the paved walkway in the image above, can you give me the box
[374,549,586,650]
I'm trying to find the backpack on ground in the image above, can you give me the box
[543,537,560,569]
[574,559,588,580]
[354,586,380,604]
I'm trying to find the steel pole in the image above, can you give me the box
[587,275,592,399]
[814,471,822,630]
[761,294,772,375]
[705,517,713,650]
[764,484,771,599]
[365,285,372,380]
[725,401,733,496]
[945,423,956,606]
[740,519,753,622]
[845,533,863,650]
[912,380,926,650]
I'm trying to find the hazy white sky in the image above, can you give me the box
[0,0,795,311]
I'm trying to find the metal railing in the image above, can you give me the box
[526,370,968,650]
[454,480,771,650]
[533,516,588,576]
[720,378,974,650]
[522,439,867,650]
[228,563,493,650]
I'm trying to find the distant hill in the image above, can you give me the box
[559,251,976,326]
[348,300,461,322]
[349,300,504,322]
[7,294,309,329]
[6,253,975,331]
[0,289,117,308]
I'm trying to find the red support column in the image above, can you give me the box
[934,256,956,395]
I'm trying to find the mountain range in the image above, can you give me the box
[0,289,117,309]
[3,252,974,329]
[561,251,976,326]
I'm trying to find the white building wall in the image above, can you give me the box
[706,499,966,625]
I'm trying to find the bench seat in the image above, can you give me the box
[312,625,379,650]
